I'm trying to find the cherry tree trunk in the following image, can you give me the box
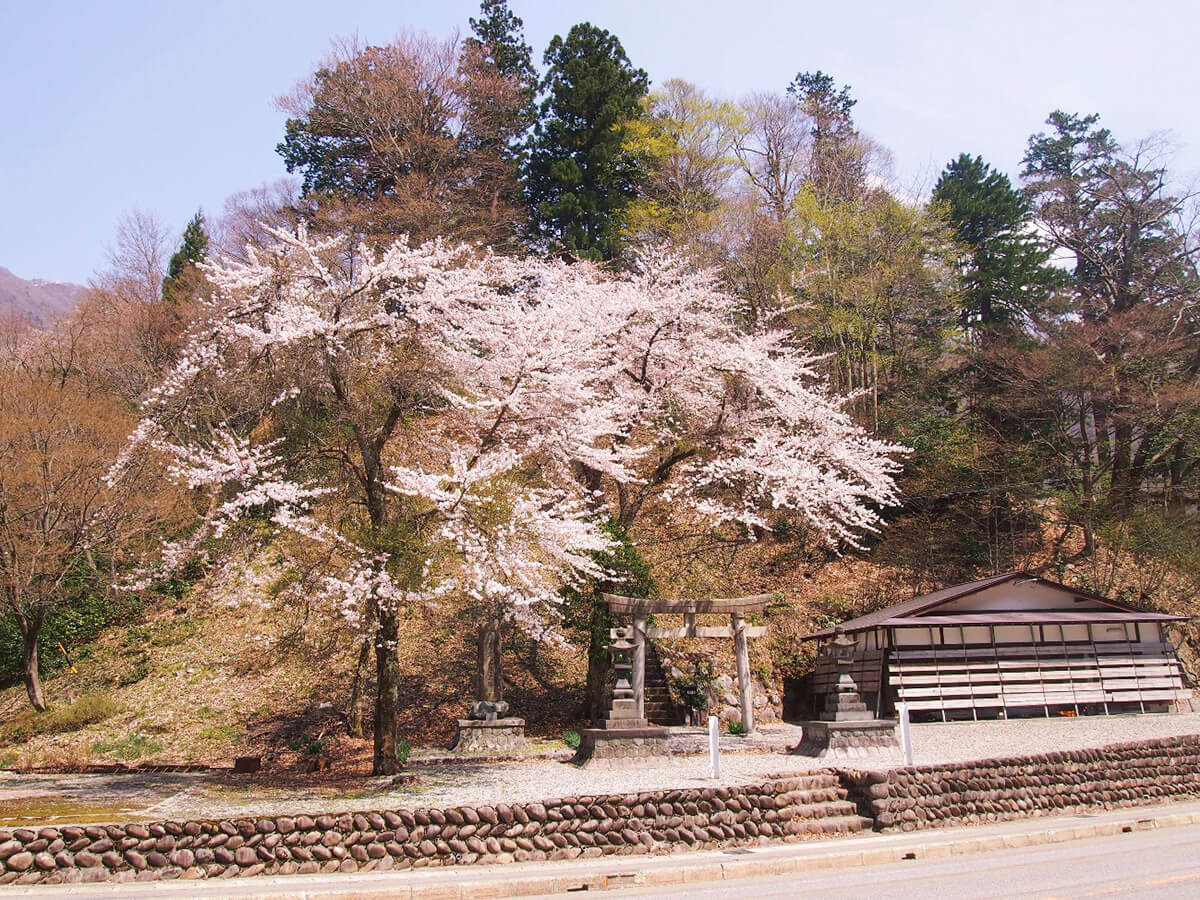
[347,634,371,739]
[372,607,402,774]
[22,627,47,712]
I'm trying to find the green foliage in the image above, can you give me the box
[0,693,121,745]
[288,733,324,755]
[395,737,411,766]
[669,659,714,713]
[561,519,655,644]
[0,554,140,683]
[622,80,741,247]
[523,22,649,260]
[727,720,746,736]
[198,725,243,743]
[787,70,862,200]
[468,0,537,97]
[91,733,162,761]
[933,153,1060,330]
[561,729,581,749]
[161,211,208,304]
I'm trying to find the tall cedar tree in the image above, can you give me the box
[931,155,1061,569]
[460,0,538,247]
[160,211,208,306]
[467,0,537,104]
[933,154,1059,332]
[787,71,864,202]
[524,23,649,261]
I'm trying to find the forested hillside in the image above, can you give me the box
[2,0,1197,772]
[0,267,84,325]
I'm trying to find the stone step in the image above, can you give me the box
[795,814,872,835]
[783,787,849,806]
[792,799,859,820]
[784,774,843,792]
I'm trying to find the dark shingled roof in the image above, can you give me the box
[801,571,1187,640]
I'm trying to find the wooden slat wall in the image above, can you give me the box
[890,641,1189,716]
[811,649,884,695]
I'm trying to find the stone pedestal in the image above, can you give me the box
[792,720,899,759]
[573,625,671,767]
[820,684,874,722]
[795,625,899,758]
[573,727,671,768]
[449,717,528,754]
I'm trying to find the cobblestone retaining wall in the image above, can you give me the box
[843,734,1200,832]
[8,735,1200,885]
[0,773,861,886]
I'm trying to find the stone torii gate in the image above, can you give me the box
[601,593,770,733]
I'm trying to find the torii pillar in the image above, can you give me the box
[732,613,753,734]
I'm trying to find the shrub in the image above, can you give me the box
[0,692,120,745]
[562,729,581,750]
[396,737,411,765]
[727,720,746,736]
[670,660,715,716]
[288,733,324,755]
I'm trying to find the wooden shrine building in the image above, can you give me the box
[800,572,1191,721]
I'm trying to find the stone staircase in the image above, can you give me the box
[778,773,874,835]
[643,643,685,726]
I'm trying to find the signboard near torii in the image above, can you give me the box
[601,593,771,734]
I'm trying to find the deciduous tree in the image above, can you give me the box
[623,80,741,255]
[128,228,904,763]
[1015,112,1200,547]
[0,319,168,710]
[277,32,530,247]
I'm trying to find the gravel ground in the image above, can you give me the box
[3,713,1199,824]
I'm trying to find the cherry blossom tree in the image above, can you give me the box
[124,226,902,770]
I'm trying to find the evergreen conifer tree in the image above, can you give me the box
[467,0,536,92]
[523,23,649,261]
[933,154,1059,331]
[161,211,208,304]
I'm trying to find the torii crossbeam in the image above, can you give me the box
[601,593,772,733]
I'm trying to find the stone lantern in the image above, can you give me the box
[604,627,647,729]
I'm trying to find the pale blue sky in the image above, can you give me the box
[2,0,1197,283]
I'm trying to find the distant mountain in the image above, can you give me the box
[0,266,86,326]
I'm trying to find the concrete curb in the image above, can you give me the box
[6,802,1200,898]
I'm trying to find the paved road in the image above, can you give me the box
[546,823,1200,899]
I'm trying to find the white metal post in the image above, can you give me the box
[897,701,913,766]
[708,714,720,779]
